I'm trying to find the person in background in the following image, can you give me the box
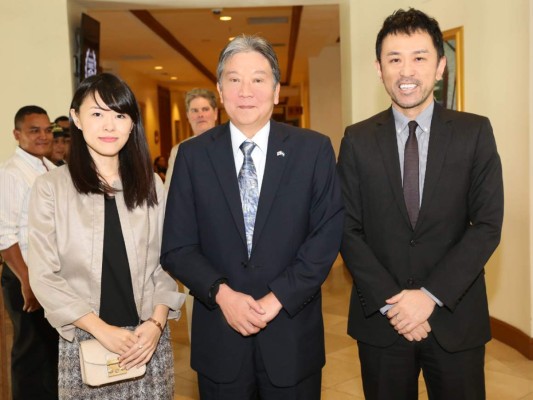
[0,105,58,399]
[27,73,185,399]
[54,115,70,131]
[54,116,71,161]
[337,8,503,399]
[49,124,68,166]
[161,34,343,400]
[153,155,168,182]
[164,87,218,340]
[165,88,218,188]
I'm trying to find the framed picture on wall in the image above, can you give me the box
[434,27,464,111]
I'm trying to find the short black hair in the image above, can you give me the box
[376,8,444,62]
[54,115,69,124]
[68,73,157,210]
[14,105,48,129]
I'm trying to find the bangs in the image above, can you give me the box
[83,77,139,123]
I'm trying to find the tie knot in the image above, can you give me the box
[240,141,256,156]
[408,120,418,135]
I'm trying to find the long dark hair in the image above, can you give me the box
[68,73,157,210]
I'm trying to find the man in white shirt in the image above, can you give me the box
[0,105,58,399]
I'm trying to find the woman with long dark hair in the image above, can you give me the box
[27,73,185,399]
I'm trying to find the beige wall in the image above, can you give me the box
[309,44,343,155]
[0,0,531,337]
[530,0,533,337]
[116,66,162,161]
[462,0,530,337]
[0,0,73,162]
[170,91,182,146]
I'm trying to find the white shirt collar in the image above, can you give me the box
[15,146,55,171]
[230,121,270,156]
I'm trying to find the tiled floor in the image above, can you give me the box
[171,259,533,399]
[1,260,532,398]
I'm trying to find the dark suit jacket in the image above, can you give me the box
[161,120,344,386]
[338,103,503,352]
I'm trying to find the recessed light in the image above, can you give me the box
[170,76,178,80]
[154,66,163,70]
[228,37,235,41]
[219,15,232,21]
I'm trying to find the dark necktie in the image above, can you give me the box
[404,120,419,228]
[238,141,259,257]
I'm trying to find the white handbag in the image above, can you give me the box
[79,339,146,386]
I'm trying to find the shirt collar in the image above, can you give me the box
[392,101,435,135]
[230,120,270,155]
[15,146,55,171]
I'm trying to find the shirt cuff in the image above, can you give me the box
[421,287,443,307]
[380,304,393,315]
[0,236,18,252]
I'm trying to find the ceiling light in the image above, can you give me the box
[219,15,232,21]
[170,76,178,80]
[154,66,163,70]
[228,36,235,41]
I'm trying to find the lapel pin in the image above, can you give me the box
[276,150,285,157]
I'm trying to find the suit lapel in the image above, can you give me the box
[375,109,412,228]
[417,103,452,229]
[206,124,247,247]
[252,121,289,253]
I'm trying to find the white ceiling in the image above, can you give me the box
[84,4,340,98]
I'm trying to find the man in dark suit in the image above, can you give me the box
[338,9,503,400]
[161,34,344,400]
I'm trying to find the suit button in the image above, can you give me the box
[407,278,415,286]
[410,240,417,247]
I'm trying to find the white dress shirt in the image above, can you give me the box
[0,147,55,261]
[230,121,270,193]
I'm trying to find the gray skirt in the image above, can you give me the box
[58,326,174,400]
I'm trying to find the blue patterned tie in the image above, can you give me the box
[238,141,259,257]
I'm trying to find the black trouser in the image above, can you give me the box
[1,263,59,400]
[198,337,321,400]
[358,333,485,400]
